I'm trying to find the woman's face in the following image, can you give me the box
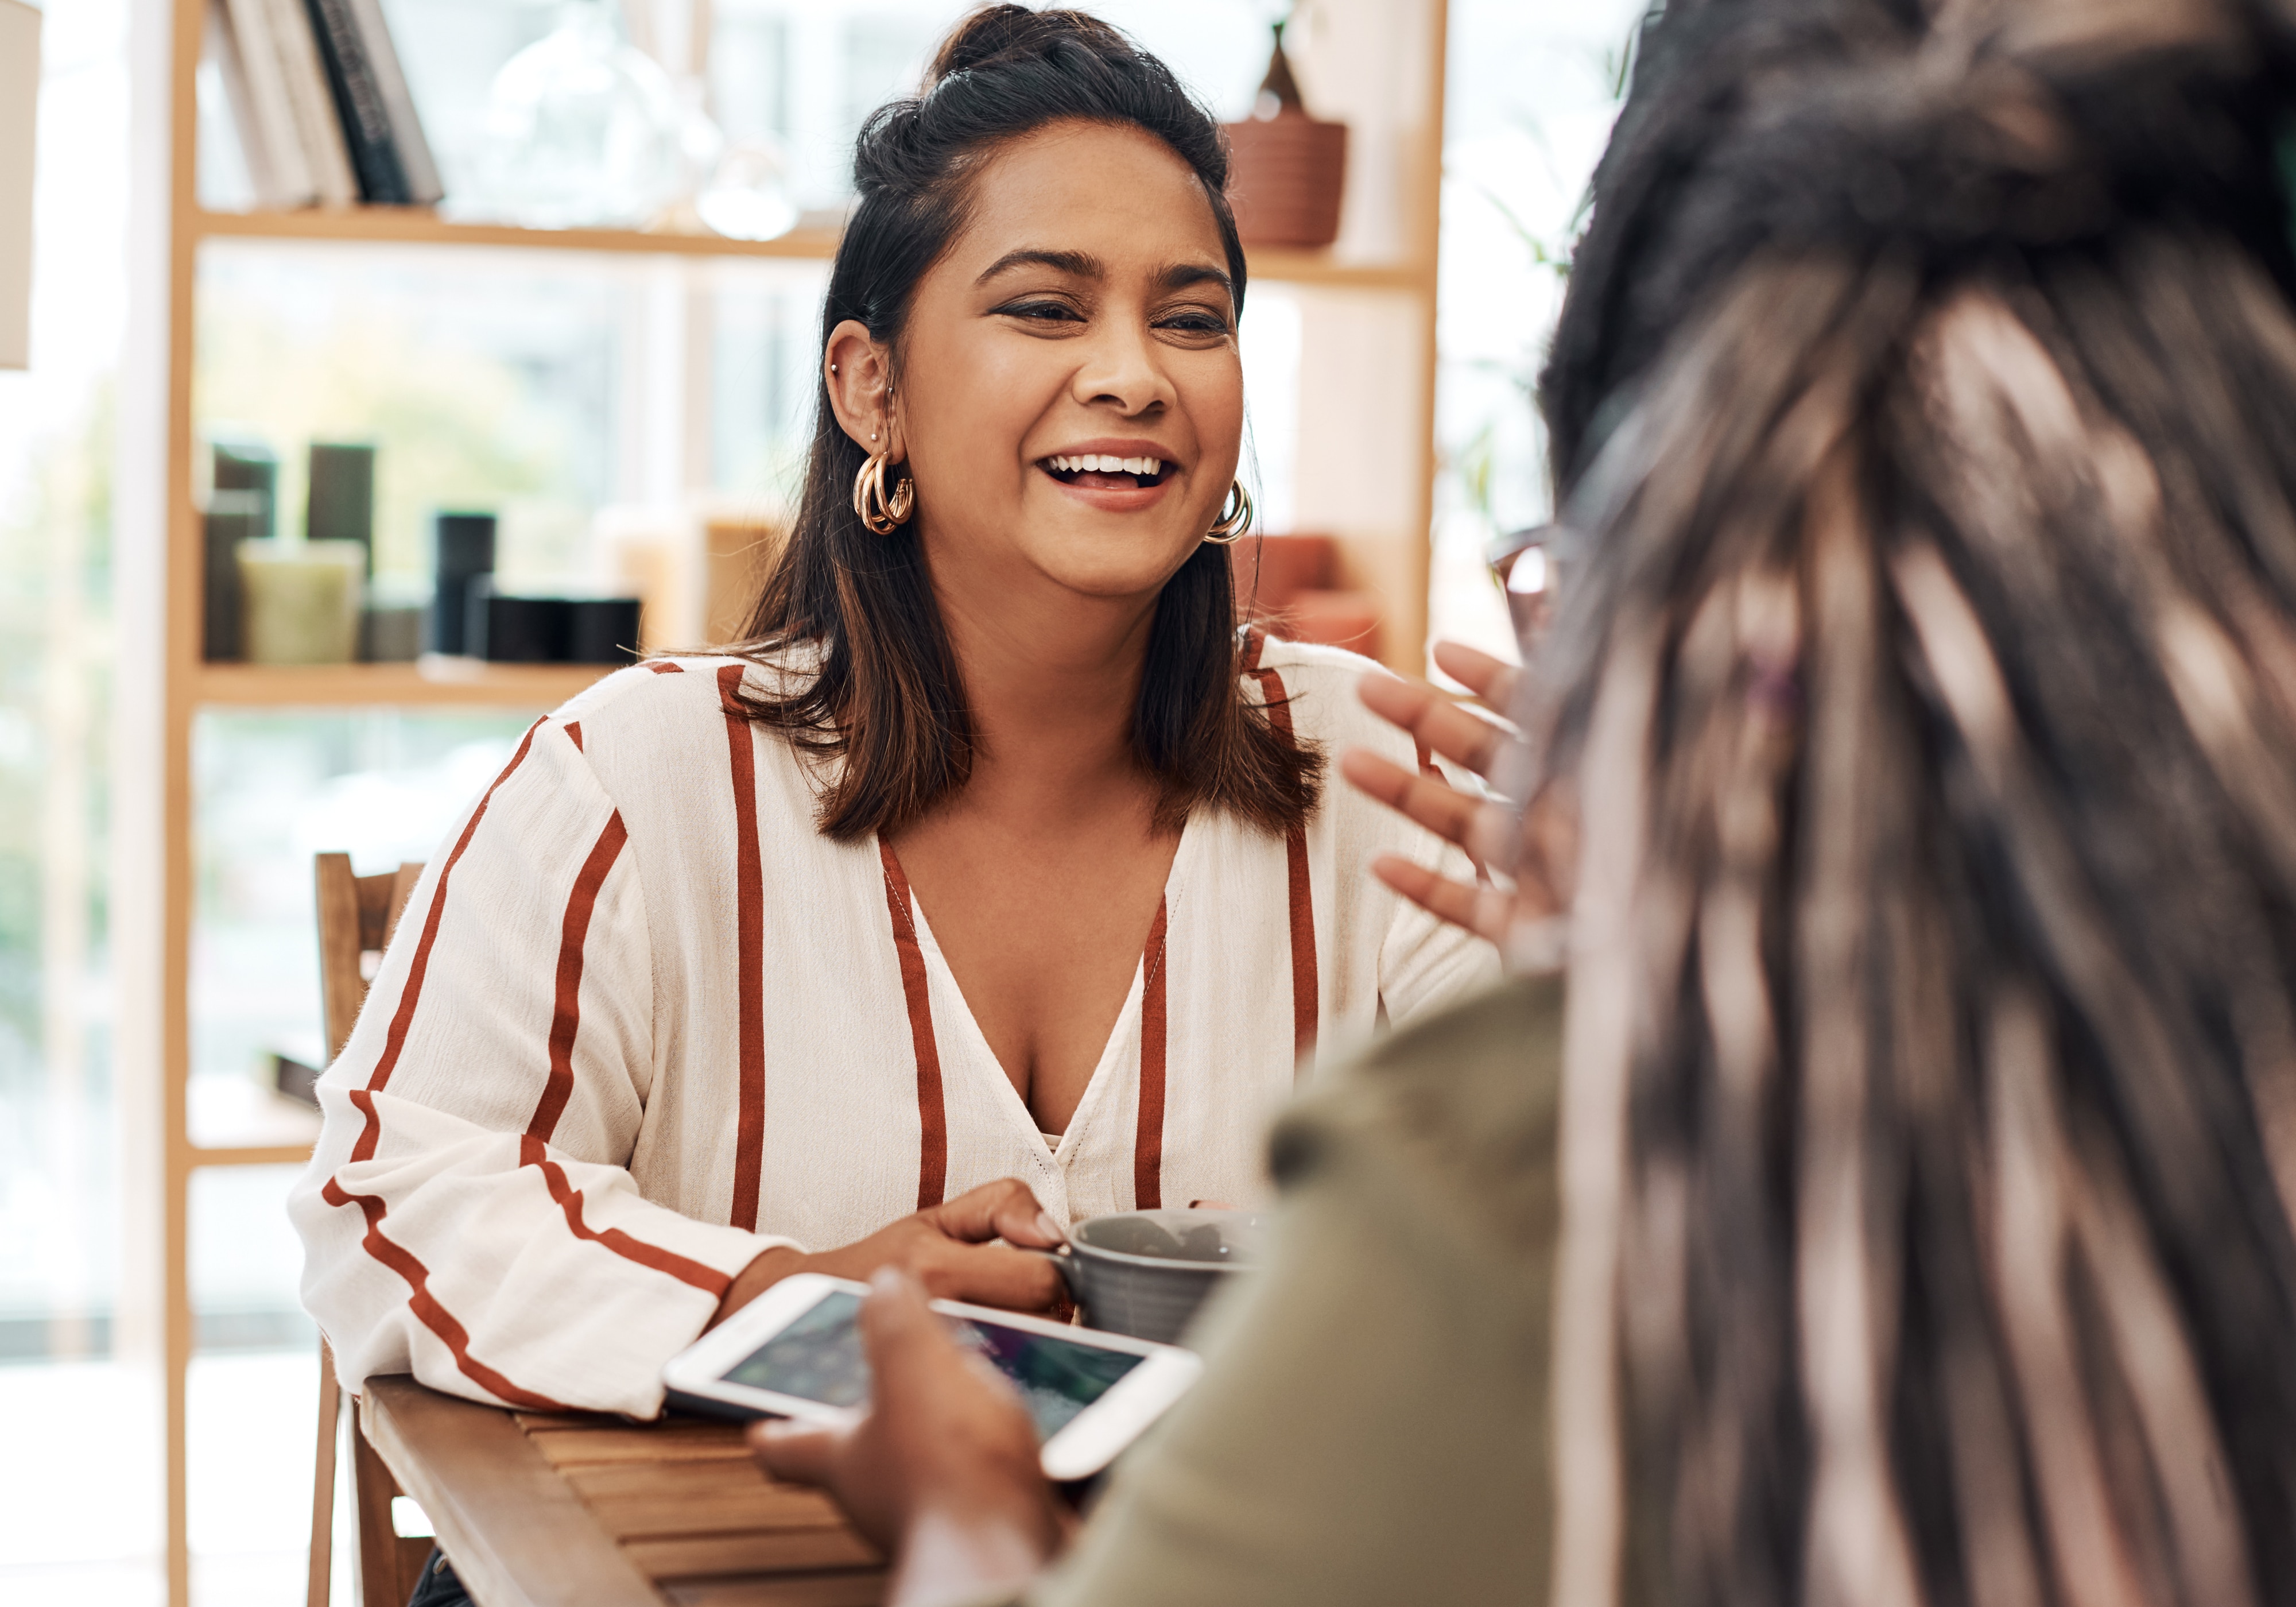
[825,119,1244,608]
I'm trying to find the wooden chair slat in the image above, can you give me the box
[353,1417,437,1604]
[311,854,431,1607]
[362,1377,668,1607]
[309,1339,342,1606]
[622,1532,882,1580]
[658,1571,889,1606]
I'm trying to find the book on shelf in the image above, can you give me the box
[210,0,441,210]
[210,0,316,207]
[301,0,443,207]
[260,0,360,206]
[337,0,443,205]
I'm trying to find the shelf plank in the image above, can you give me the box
[189,206,1428,289]
[188,1142,316,1169]
[193,206,844,263]
[195,660,616,709]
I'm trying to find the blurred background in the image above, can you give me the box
[0,0,1640,1598]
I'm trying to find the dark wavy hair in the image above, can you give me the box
[732,5,1320,842]
[1527,1,2296,1604]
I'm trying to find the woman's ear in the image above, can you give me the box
[824,322,903,462]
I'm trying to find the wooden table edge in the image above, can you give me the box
[361,1375,670,1607]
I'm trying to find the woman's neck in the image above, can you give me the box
[928,558,1161,826]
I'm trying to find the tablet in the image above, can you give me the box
[664,1272,1204,1481]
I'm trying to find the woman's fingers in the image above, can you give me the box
[750,1418,844,1487]
[930,1179,1060,1248]
[1339,748,1520,872]
[1354,672,1514,781]
[1429,640,1522,712]
[920,1244,1065,1313]
[1371,854,1518,947]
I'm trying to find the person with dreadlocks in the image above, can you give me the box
[747,1,2296,1603]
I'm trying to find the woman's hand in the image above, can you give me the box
[751,1268,1066,1606]
[711,1179,1067,1331]
[1340,641,1573,962]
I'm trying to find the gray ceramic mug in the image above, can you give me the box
[1047,1209,1265,1346]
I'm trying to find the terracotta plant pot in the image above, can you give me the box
[1224,110,1348,249]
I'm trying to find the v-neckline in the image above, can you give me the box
[879,814,1194,1157]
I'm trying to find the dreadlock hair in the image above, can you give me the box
[731,5,1318,842]
[1527,2,2296,1603]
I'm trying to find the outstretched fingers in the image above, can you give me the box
[1372,854,1519,947]
[1429,640,1522,712]
[1355,671,1517,783]
[1339,747,1520,872]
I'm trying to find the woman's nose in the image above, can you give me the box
[1071,321,1174,416]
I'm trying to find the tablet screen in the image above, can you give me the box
[723,1291,1147,1437]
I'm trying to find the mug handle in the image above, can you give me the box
[1027,1245,1086,1307]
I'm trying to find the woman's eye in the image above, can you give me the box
[1157,309,1233,337]
[997,300,1085,323]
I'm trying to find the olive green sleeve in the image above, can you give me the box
[1027,977,1564,1607]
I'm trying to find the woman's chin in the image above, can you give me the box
[1024,546,1202,602]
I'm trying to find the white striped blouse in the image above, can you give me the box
[289,636,1500,1416]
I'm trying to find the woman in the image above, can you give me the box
[753,1,2296,1603]
[289,6,1493,1421]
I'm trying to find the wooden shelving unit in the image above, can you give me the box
[195,659,616,709]
[123,1,1448,1600]
[193,204,1430,291]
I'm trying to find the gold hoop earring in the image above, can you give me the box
[853,451,916,535]
[1204,480,1252,544]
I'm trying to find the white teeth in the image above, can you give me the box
[1045,454,1165,477]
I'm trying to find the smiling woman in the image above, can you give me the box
[291,5,1496,1463]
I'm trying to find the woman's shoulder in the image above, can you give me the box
[552,644,825,730]
[1239,633,1395,750]
[1270,974,1564,1255]
[530,647,831,811]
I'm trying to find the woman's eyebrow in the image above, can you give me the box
[1158,263,1235,302]
[975,247,1103,285]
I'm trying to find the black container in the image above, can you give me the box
[566,598,643,665]
[469,581,571,663]
[200,490,266,661]
[211,440,277,540]
[428,512,496,655]
[307,443,376,575]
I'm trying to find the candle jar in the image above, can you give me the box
[239,540,366,665]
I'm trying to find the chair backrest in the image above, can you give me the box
[315,854,423,1064]
[310,853,433,1607]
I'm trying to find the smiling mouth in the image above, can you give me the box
[1040,452,1171,491]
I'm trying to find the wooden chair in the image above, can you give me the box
[309,853,432,1607]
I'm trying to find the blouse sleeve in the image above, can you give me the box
[288,717,781,1418]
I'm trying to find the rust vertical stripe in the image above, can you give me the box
[1413,735,1440,778]
[878,841,949,1209]
[565,721,584,752]
[646,661,684,675]
[1134,896,1170,1209]
[717,665,768,1230]
[350,721,544,1164]
[1279,824,1317,1068]
[1240,632,1319,1071]
[525,812,629,1143]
